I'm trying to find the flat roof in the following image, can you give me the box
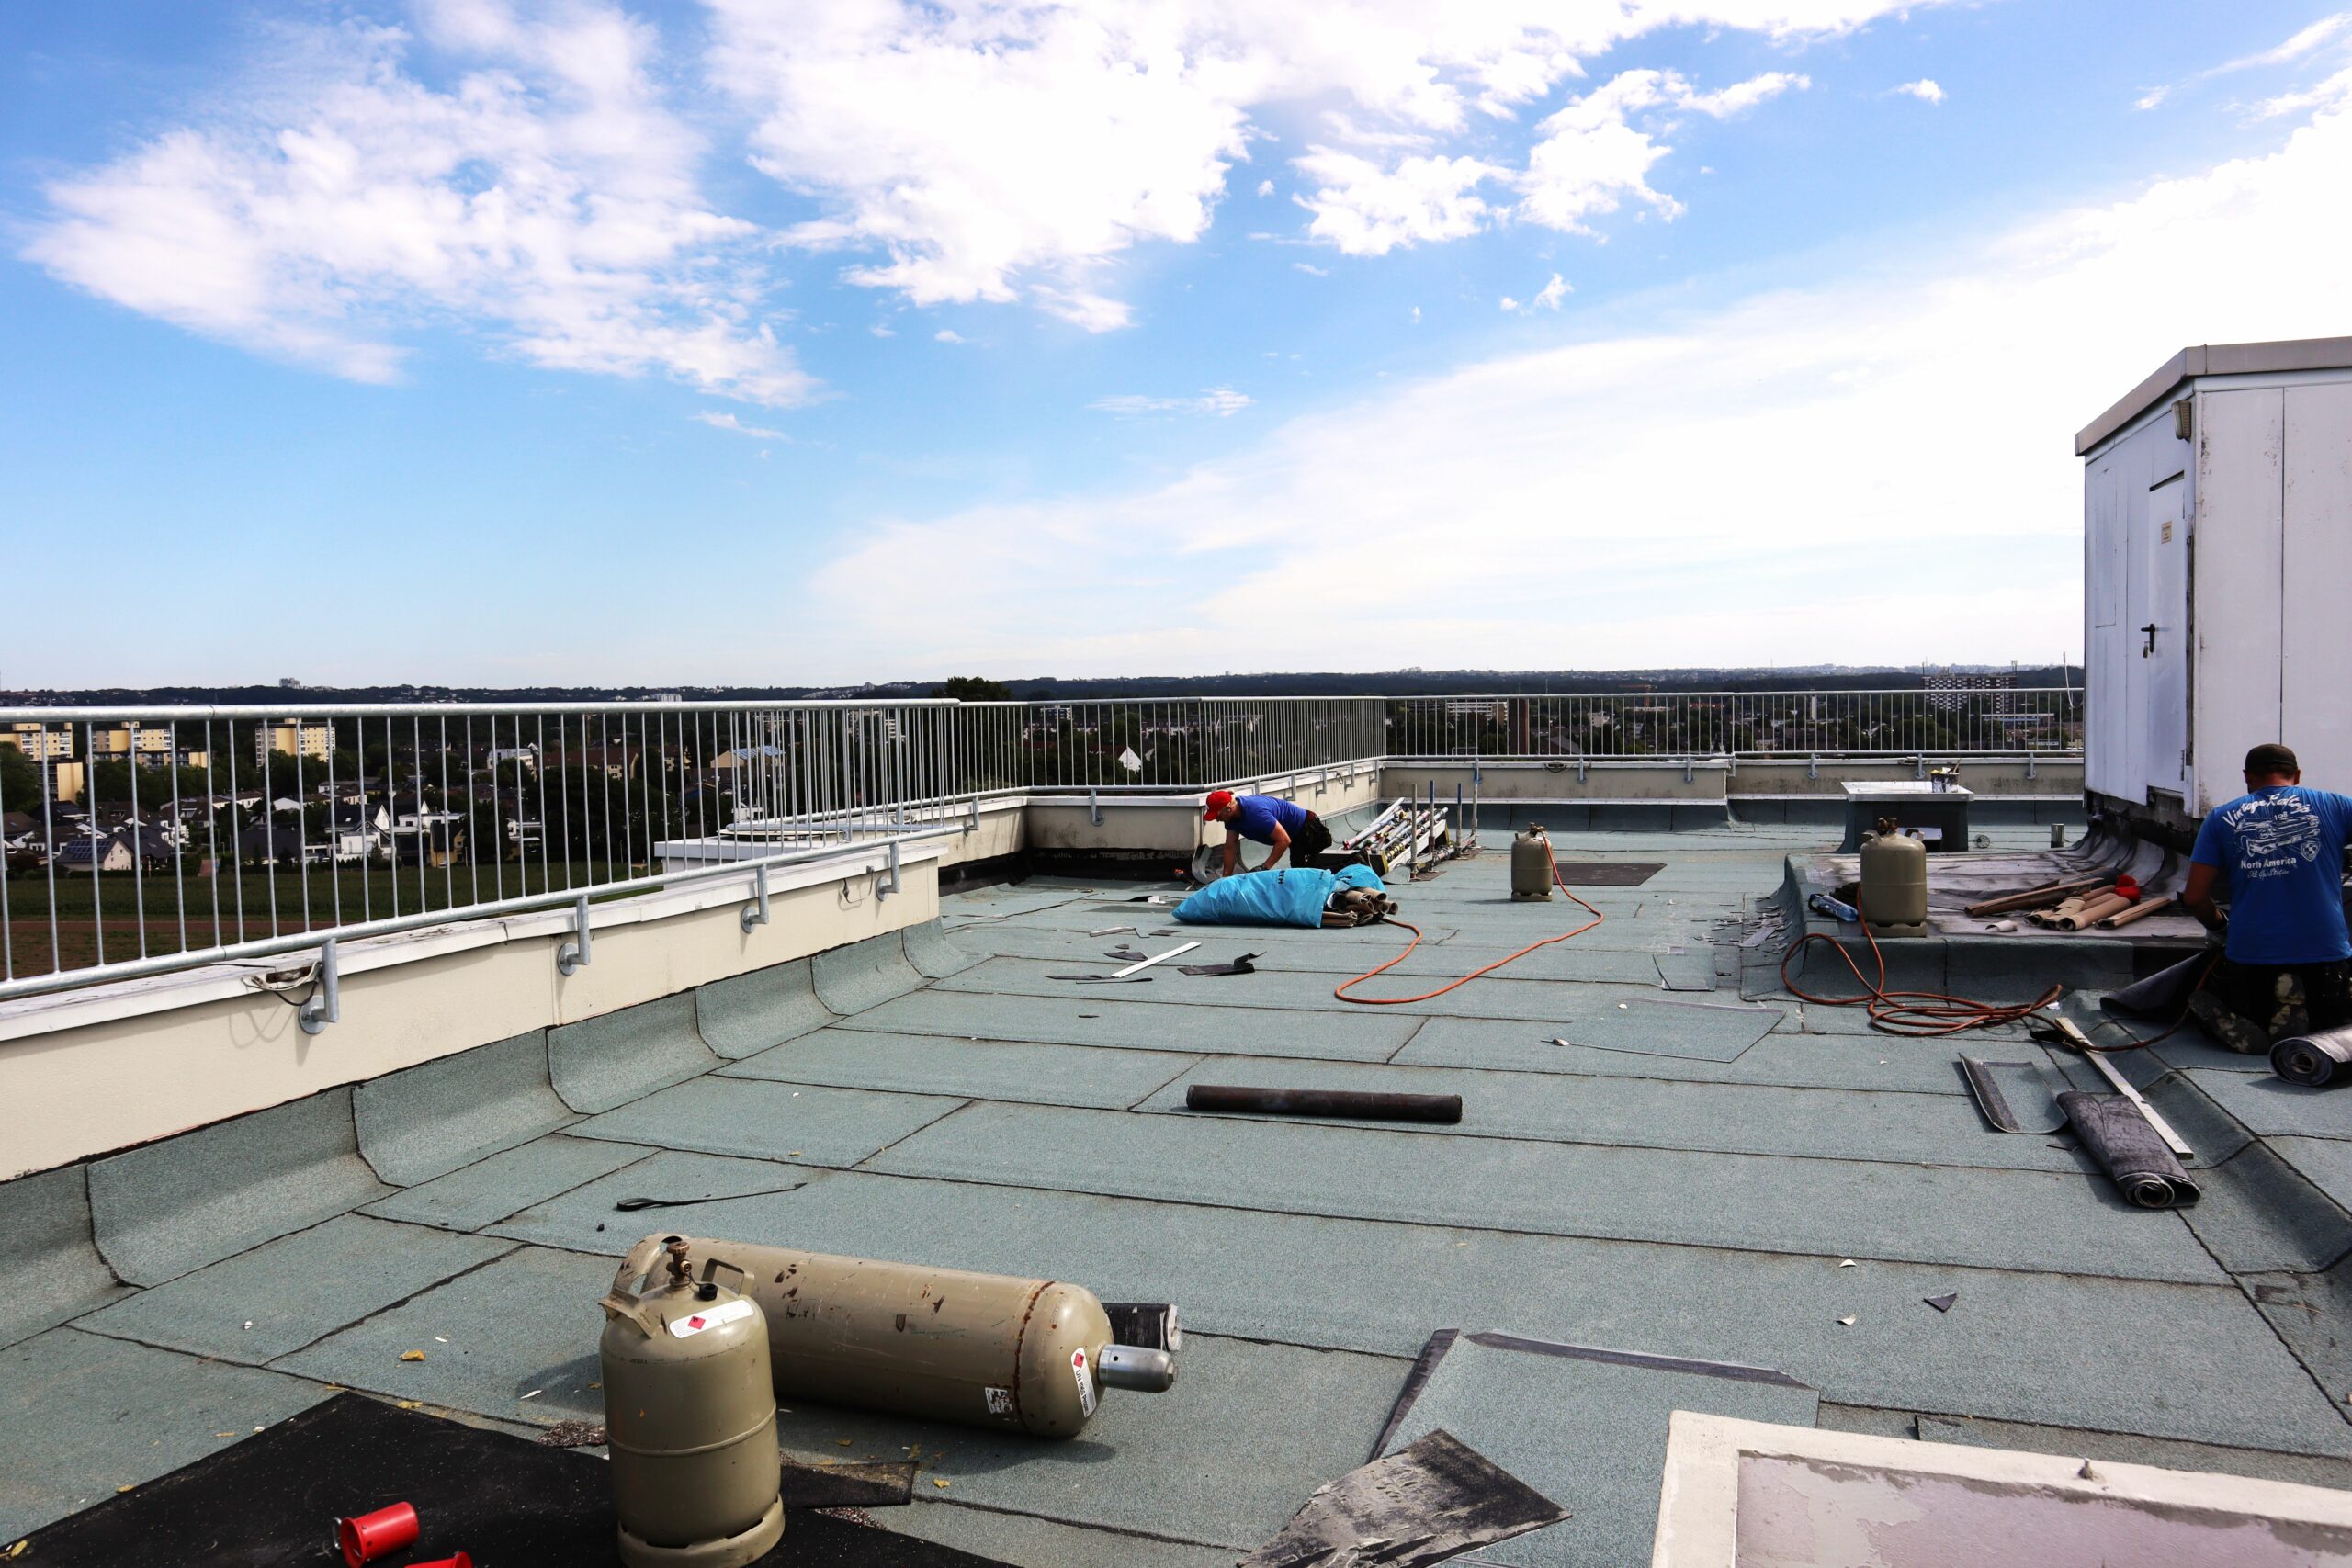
[7,823,2352,1562]
[2075,334,2352,457]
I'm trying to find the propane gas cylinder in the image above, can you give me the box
[621,1236,1176,1438]
[1510,825,1555,901]
[599,1237,785,1568]
[1858,818,1928,934]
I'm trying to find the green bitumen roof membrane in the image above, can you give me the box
[11,838,2352,1562]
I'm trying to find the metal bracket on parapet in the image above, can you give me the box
[1914,755,1928,780]
[298,938,340,1035]
[966,794,981,835]
[876,840,902,902]
[1806,754,1820,782]
[2025,752,2039,781]
[741,864,770,934]
[1577,759,1589,785]
[1683,758,1696,785]
[558,894,593,976]
[1317,767,1329,796]
[1089,786,1103,827]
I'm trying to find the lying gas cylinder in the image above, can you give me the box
[616,1235,1177,1438]
[599,1237,785,1568]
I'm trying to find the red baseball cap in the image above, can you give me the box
[1202,790,1235,820]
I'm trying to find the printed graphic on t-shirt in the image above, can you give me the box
[2218,792,2327,878]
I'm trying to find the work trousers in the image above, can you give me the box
[1289,811,1333,867]
[2211,956,2352,1043]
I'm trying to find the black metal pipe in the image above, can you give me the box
[1185,1084,1463,1122]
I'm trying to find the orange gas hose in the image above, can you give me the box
[1335,840,1604,1006]
[1780,917,2063,1036]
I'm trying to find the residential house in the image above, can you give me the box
[236,821,329,868]
[55,835,138,874]
[329,803,391,863]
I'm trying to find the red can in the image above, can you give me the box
[408,1557,472,1568]
[335,1501,419,1566]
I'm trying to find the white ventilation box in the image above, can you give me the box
[2077,337,2352,842]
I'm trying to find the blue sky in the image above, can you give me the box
[4,1,2349,687]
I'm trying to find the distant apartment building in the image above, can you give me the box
[253,719,336,765]
[6,722,71,761]
[88,726,176,761]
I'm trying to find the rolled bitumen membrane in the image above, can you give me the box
[2059,1091,2202,1209]
[2273,1027,2352,1089]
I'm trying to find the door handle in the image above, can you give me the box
[2141,623,2158,656]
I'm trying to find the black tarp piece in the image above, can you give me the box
[2274,1026,2352,1089]
[1101,1302,1181,1353]
[13,1393,1010,1568]
[2058,1091,2202,1210]
[1176,953,1260,976]
[2100,950,2218,1021]
[1547,863,1665,887]
[1238,1428,1566,1568]
[781,1461,917,1510]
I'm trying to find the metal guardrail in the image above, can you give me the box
[1382,689,2082,761]
[0,690,2076,999]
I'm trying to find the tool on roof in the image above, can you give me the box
[612,1182,806,1212]
[2272,1026,2352,1089]
[598,1236,786,1568]
[2051,1016,2194,1157]
[1185,1085,1464,1122]
[1959,1055,2067,1134]
[615,1235,1176,1439]
[335,1501,419,1567]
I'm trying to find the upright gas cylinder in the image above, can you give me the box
[1858,817,1928,937]
[1510,825,1554,901]
[599,1237,785,1568]
[622,1236,1176,1438]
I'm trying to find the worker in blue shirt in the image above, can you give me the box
[2181,743,2352,1053]
[1202,789,1333,878]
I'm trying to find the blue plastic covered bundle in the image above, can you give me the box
[1174,863,1386,928]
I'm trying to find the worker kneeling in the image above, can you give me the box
[2181,744,2352,1053]
[1203,789,1332,876]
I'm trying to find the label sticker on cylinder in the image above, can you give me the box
[984,1386,1014,1416]
[668,1298,754,1338]
[1070,1348,1097,1417]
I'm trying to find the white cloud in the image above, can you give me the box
[1518,70,1804,235]
[1294,149,1505,255]
[24,4,816,404]
[1293,261,1331,276]
[1503,273,1571,310]
[1894,78,1946,104]
[2140,12,2350,109]
[934,328,968,343]
[800,94,2352,676]
[1033,285,1133,333]
[693,410,786,438]
[1090,387,1253,416]
[709,1,1906,311]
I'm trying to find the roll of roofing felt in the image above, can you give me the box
[2272,1028,2352,1089]
[1185,1085,1464,1122]
[2057,1091,2200,1209]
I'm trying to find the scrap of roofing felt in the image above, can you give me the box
[1370,1329,1816,1568]
[1924,1293,1959,1314]
[1103,946,1149,962]
[1960,1055,2068,1135]
[781,1459,918,1509]
[1177,953,1261,976]
[2057,1091,2202,1209]
[1549,862,1665,887]
[1238,1429,1566,1568]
